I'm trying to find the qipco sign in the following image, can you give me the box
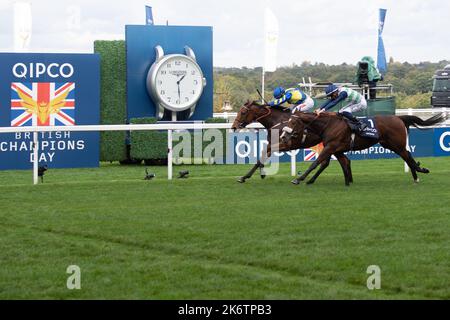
[0,52,100,170]
[12,62,74,79]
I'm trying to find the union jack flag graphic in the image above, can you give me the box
[304,143,337,162]
[11,82,75,127]
[304,143,324,162]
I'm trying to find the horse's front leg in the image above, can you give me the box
[306,156,331,185]
[237,160,262,183]
[292,147,334,185]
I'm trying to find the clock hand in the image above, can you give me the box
[177,83,181,99]
[177,75,186,84]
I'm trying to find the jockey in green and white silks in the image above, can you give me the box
[269,87,315,113]
[316,84,368,131]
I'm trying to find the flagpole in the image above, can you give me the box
[262,67,265,103]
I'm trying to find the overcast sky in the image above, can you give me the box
[0,0,449,67]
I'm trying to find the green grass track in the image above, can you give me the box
[0,157,449,299]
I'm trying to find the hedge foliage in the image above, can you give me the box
[130,117,167,160]
[129,117,228,162]
[94,40,127,162]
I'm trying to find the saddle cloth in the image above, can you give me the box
[345,117,379,139]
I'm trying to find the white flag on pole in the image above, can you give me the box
[264,7,279,72]
[14,1,32,52]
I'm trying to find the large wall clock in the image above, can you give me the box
[146,45,207,120]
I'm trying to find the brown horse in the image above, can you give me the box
[280,111,447,184]
[231,101,353,184]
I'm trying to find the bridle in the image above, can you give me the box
[256,106,272,122]
[236,103,271,128]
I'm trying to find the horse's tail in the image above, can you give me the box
[398,114,447,130]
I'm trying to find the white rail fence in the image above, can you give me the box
[0,123,278,185]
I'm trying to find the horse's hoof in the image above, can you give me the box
[237,177,246,183]
[422,168,430,174]
[291,179,300,185]
[260,175,266,180]
[414,178,420,184]
[306,180,315,185]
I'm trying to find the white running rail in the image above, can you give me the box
[0,122,275,185]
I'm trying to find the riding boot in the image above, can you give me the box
[341,112,367,132]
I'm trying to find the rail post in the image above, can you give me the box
[290,150,296,177]
[33,131,39,185]
[168,129,173,180]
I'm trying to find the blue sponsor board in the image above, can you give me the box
[344,129,434,160]
[224,128,448,164]
[434,128,450,156]
[126,25,213,121]
[0,53,100,170]
[226,130,299,164]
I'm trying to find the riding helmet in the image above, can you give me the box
[273,87,285,99]
[325,84,339,96]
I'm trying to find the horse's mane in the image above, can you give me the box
[246,100,290,112]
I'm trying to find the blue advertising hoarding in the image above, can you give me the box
[434,127,450,157]
[0,53,100,170]
[126,25,213,121]
[344,129,434,160]
[226,130,299,164]
[226,128,448,164]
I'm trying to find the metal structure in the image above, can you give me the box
[297,78,394,101]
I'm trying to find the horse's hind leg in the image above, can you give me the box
[306,157,331,185]
[335,153,352,186]
[347,158,353,183]
[381,142,427,183]
[398,149,420,182]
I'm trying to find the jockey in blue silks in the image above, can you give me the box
[268,87,315,113]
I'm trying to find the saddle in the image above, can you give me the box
[338,115,379,139]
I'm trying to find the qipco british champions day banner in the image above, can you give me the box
[0,53,100,170]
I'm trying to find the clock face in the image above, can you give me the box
[154,56,204,111]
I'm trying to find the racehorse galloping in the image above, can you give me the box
[231,101,353,185]
[280,111,447,184]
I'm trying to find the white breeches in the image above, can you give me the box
[292,97,315,113]
[339,98,367,114]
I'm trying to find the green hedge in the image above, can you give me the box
[204,117,227,123]
[94,40,127,162]
[172,118,228,164]
[129,118,167,160]
[129,117,227,162]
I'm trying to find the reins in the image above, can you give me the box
[291,113,332,138]
[255,106,272,122]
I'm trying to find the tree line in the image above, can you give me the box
[213,59,450,111]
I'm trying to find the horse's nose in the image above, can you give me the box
[280,131,288,143]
